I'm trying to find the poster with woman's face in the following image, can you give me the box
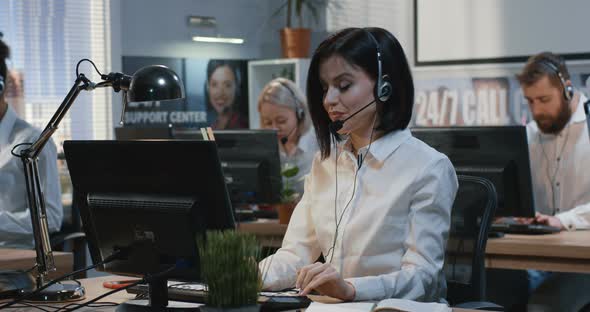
[122,56,249,129]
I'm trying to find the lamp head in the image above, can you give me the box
[127,65,185,102]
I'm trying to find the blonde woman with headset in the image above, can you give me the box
[258,78,318,198]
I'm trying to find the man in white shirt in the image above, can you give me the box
[518,52,590,231]
[0,37,63,249]
[516,51,590,311]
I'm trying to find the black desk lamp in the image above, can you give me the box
[11,60,185,302]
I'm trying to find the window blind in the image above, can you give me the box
[0,0,112,150]
[325,0,412,63]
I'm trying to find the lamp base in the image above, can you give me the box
[116,299,202,311]
[25,282,85,303]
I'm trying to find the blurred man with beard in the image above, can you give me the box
[516,52,590,311]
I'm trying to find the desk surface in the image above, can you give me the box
[1,275,478,311]
[0,248,73,280]
[238,220,590,273]
[485,230,590,273]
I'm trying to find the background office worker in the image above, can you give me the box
[0,36,62,248]
[517,52,590,311]
[258,78,318,197]
[259,27,458,302]
[518,52,590,231]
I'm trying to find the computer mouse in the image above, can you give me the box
[0,270,35,299]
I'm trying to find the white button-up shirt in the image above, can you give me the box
[280,128,319,197]
[260,129,458,302]
[0,105,62,248]
[527,93,590,231]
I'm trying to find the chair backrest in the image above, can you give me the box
[445,174,497,305]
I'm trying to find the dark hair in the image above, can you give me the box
[203,60,242,114]
[0,36,9,85]
[516,51,570,88]
[306,27,415,159]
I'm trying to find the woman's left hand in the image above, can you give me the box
[296,262,355,301]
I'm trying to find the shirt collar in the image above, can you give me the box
[340,128,412,163]
[570,93,588,124]
[0,105,17,147]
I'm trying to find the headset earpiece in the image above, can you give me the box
[276,79,305,121]
[0,76,4,95]
[378,75,392,103]
[539,58,573,102]
[366,29,392,104]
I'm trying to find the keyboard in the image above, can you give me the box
[127,282,310,312]
[491,223,561,235]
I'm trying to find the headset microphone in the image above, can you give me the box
[328,99,376,136]
[280,124,297,145]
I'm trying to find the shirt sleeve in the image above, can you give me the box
[346,157,458,302]
[556,203,590,231]
[0,137,62,246]
[259,172,322,291]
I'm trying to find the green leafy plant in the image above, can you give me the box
[198,231,261,308]
[273,0,325,28]
[280,164,300,203]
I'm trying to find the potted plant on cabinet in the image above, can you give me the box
[274,0,325,58]
[277,164,300,224]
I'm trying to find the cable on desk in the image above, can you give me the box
[0,249,127,310]
[55,265,176,312]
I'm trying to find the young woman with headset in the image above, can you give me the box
[258,78,318,197]
[258,27,458,302]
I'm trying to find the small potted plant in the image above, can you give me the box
[273,0,325,58]
[199,230,261,312]
[277,164,300,224]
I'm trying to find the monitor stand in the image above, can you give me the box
[116,277,201,312]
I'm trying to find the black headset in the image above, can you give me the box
[365,29,392,104]
[538,57,574,102]
[275,79,305,121]
[0,75,4,95]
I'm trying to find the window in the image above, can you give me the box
[0,0,112,149]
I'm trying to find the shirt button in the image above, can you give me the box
[557,157,561,162]
[556,182,560,186]
[556,208,561,212]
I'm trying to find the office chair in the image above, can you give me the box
[445,175,503,311]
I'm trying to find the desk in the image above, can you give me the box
[485,231,590,273]
[0,248,73,279]
[1,275,478,311]
[238,220,590,273]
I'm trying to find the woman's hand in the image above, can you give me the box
[296,262,355,301]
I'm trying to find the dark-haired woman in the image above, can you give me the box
[259,28,458,302]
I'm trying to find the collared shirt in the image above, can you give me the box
[260,129,458,302]
[280,128,319,197]
[0,105,62,248]
[527,93,590,231]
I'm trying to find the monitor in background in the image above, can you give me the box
[64,140,235,309]
[412,126,535,218]
[114,127,283,206]
[114,126,171,140]
[173,129,283,206]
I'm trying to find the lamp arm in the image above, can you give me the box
[18,73,94,286]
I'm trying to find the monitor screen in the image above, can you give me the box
[411,126,535,217]
[64,140,235,281]
[114,127,283,206]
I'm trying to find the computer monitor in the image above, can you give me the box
[114,126,172,140]
[64,140,235,308]
[114,127,283,206]
[411,126,535,217]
